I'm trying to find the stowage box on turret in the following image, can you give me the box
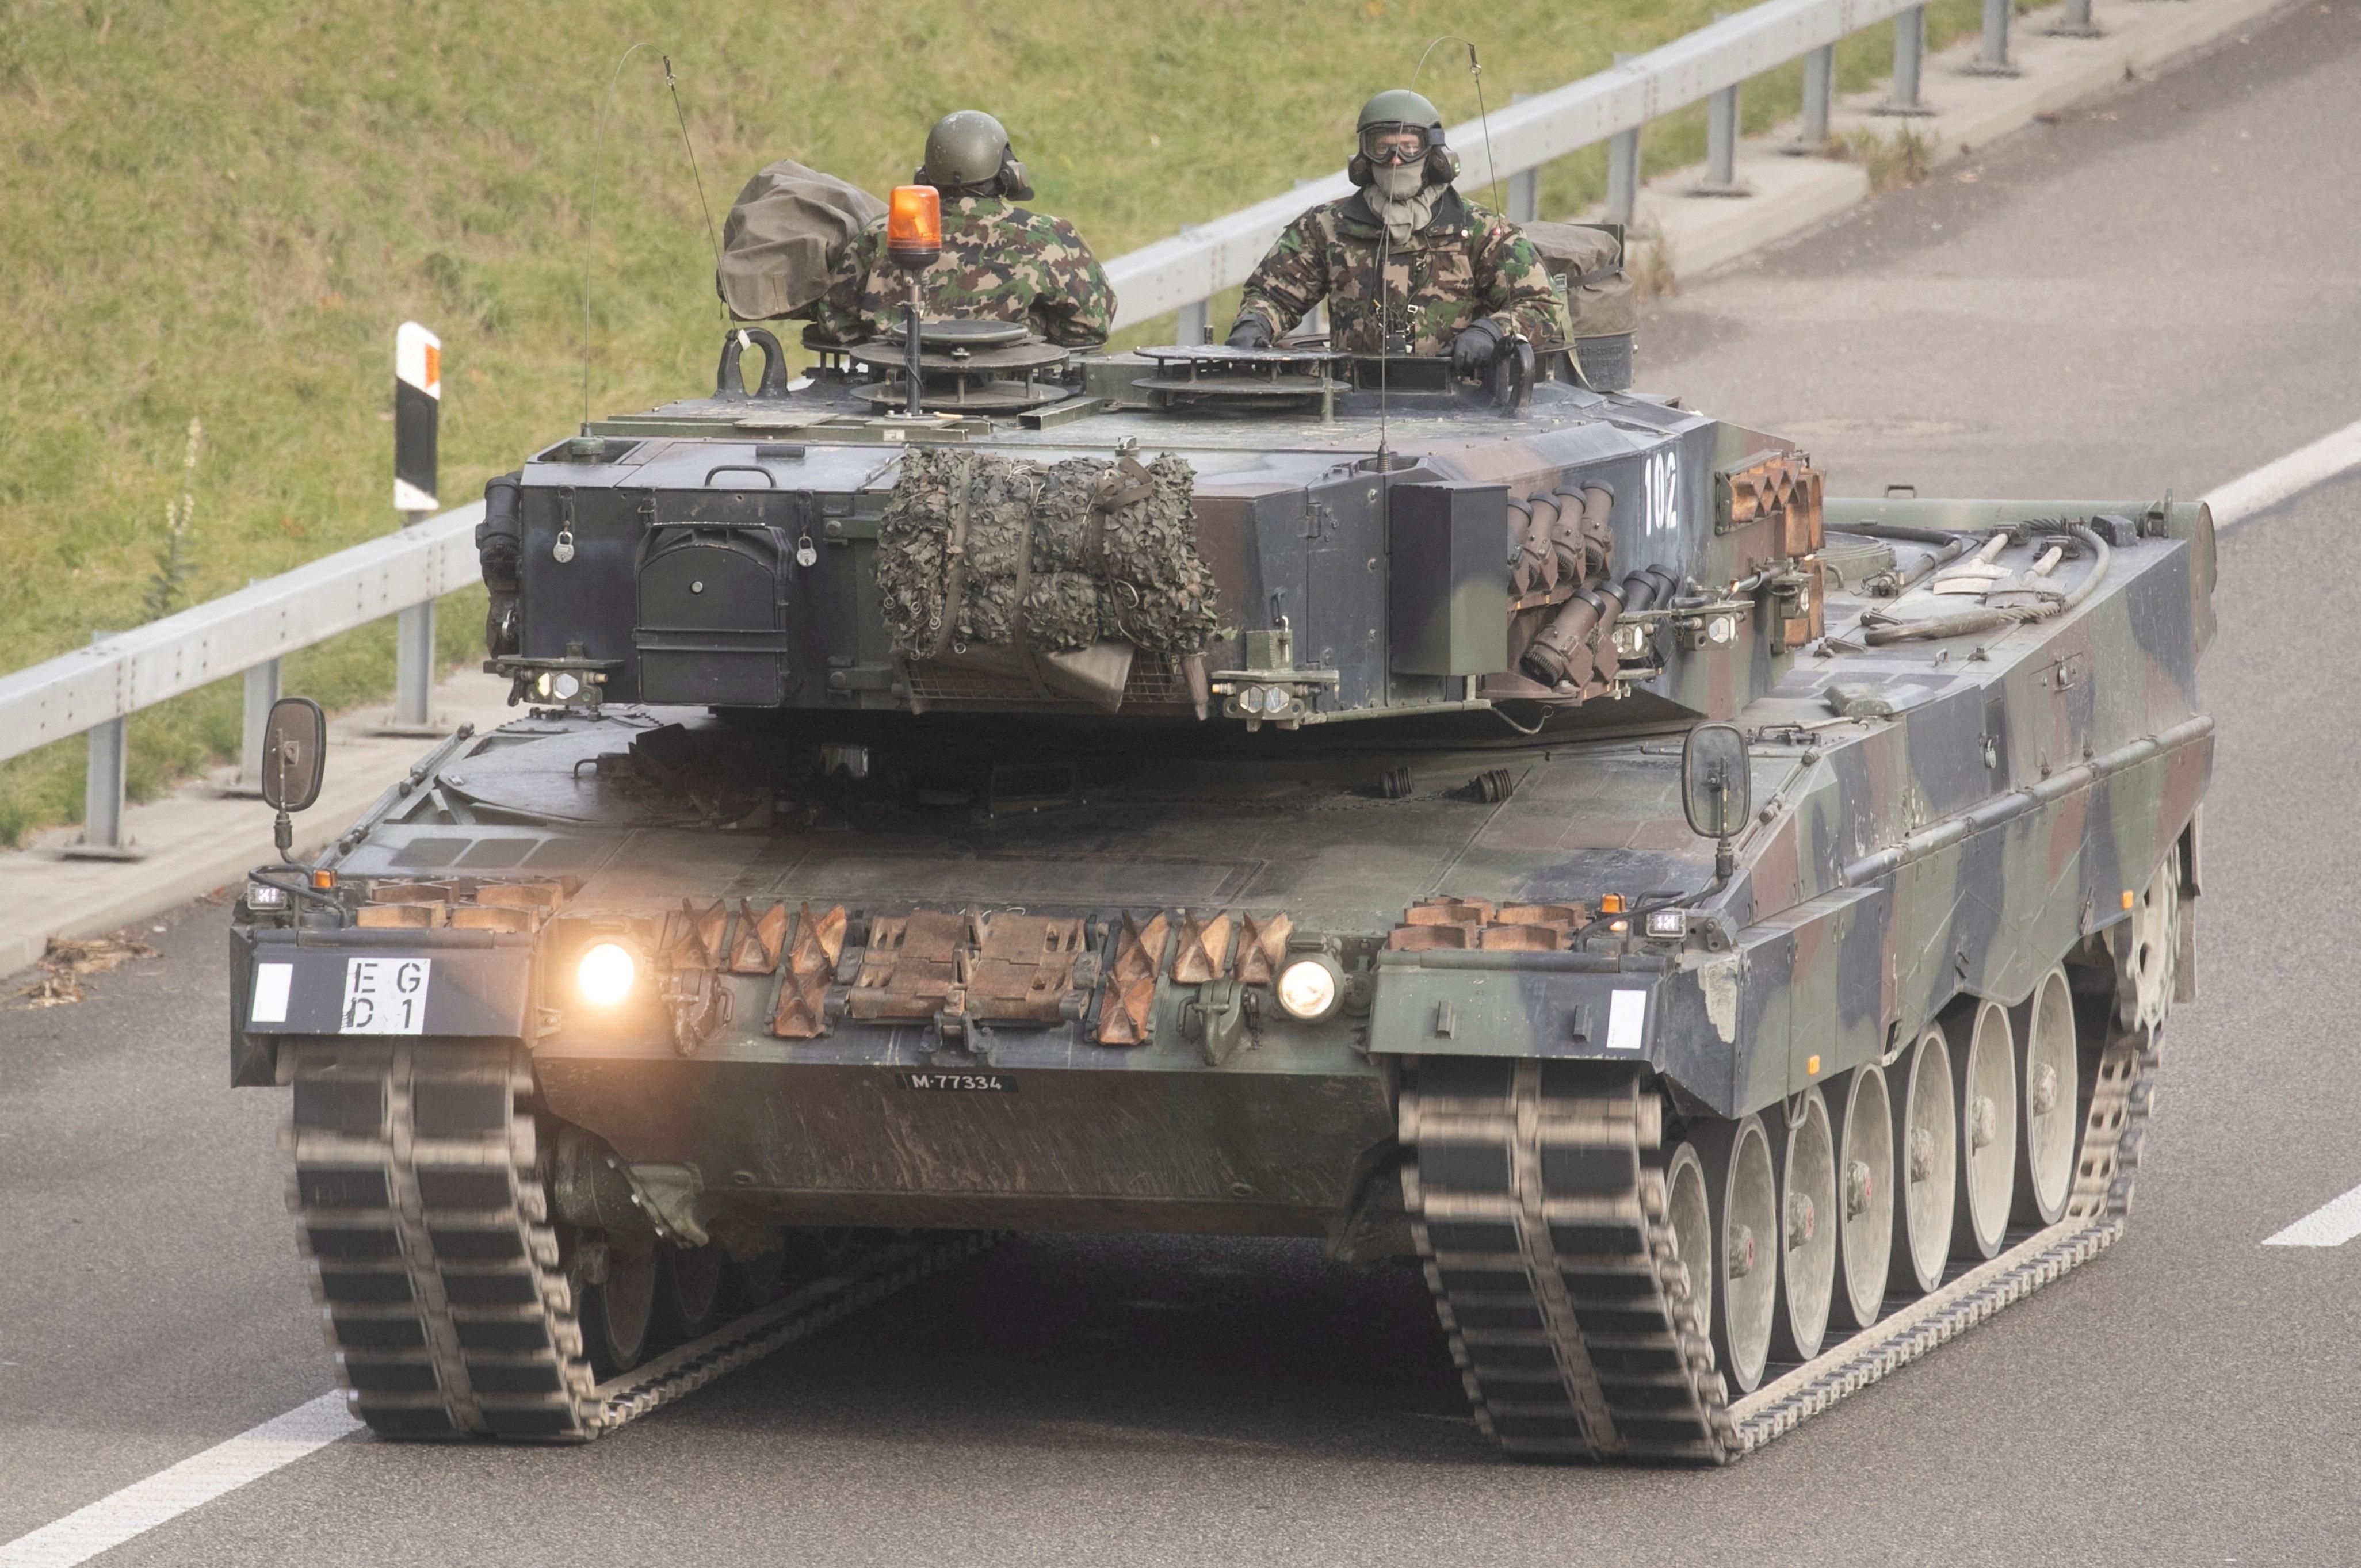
[231,269,2211,1460]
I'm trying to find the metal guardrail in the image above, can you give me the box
[0,0,2088,854]
[1106,0,1958,332]
[0,503,482,854]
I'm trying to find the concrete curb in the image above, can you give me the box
[0,0,2299,985]
[1628,0,2297,284]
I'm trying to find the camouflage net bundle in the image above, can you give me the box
[878,449,1220,657]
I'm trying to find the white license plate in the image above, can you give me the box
[340,957,433,1035]
[898,1071,1017,1093]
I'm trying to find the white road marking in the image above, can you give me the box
[2261,1182,2361,1248]
[0,1395,360,1568]
[2205,416,2361,530]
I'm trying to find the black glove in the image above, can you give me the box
[1226,317,1273,350]
[1450,318,1506,378]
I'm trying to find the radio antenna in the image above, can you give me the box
[662,55,725,323]
[1375,225,1392,465]
[1412,35,1506,215]
[580,42,654,429]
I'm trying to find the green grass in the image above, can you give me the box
[0,0,1989,844]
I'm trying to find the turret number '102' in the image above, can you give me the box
[1643,449,1680,537]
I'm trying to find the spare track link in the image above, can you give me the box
[1401,1058,1739,1463]
[1401,1022,2163,1464]
[284,1039,992,1441]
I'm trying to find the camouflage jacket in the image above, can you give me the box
[1235,188,1569,355]
[801,195,1115,347]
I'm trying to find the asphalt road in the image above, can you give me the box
[7,4,2360,1562]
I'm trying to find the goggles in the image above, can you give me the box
[1358,122,1438,166]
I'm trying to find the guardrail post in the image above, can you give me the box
[1792,43,1835,152]
[1691,83,1749,196]
[236,655,281,794]
[1176,299,1209,346]
[80,719,128,855]
[1690,23,1749,197]
[1966,0,2020,75]
[1507,92,1538,222]
[66,632,142,861]
[1604,52,1641,225]
[2048,0,2102,39]
[1879,5,1935,116]
[393,540,435,730]
[1606,128,1640,224]
[1507,164,1538,223]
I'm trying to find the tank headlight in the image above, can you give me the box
[1274,955,1343,1022]
[552,672,582,700]
[577,942,637,1007]
[1706,614,1736,645]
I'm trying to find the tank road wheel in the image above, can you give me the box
[654,1243,729,1344]
[729,1240,791,1307]
[1888,1027,1957,1295]
[1697,1115,1778,1393]
[2014,966,2081,1227]
[1830,1065,1895,1330]
[1662,1141,1715,1351]
[568,1234,657,1378]
[1947,1000,2019,1261]
[1770,1087,1838,1363]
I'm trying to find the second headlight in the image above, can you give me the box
[1273,955,1344,1021]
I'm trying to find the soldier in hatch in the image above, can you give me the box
[1226,89,1567,374]
[802,110,1115,347]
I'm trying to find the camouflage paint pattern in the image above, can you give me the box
[803,194,1114,347]
[1234,187,1571,353]
[235,366,2213,1250]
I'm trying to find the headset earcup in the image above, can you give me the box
[1428,144,1461,183]
[999,154,1034,202]
[1347,153,1375,189]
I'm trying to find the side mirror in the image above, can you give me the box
[260,697,327,813]
[1680,722,1751,840]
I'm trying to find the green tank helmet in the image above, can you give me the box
[1356,87,1442,137]
[919,109,1034,201]
[1349,88,1455,187]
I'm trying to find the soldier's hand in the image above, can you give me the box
[1450,318,1506,378]
[1225,318,1274,351]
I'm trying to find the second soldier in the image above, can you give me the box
[804,110,1115,348]
[1227,89,1567,375]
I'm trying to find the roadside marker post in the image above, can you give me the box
[391,323,441,734]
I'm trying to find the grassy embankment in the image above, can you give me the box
[0,0,1990,845]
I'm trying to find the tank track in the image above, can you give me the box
[283,1039,993,1441]
[1401,1022,2161,1463]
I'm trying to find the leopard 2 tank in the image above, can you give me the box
[230,285,2212,1460]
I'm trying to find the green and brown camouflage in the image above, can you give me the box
[801,194,1114,347]
[876,449,1221,657]
[1234,187,1571,353]
[234,307,2211,1452]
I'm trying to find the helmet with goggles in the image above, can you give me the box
[1350,88,1454,189]
[1354,88,1444,164]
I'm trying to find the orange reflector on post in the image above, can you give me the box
[887,185,943,266]
[2121,889,2136,910]
[1806,1054,1821,1075]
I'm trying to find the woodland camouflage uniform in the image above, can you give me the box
[1236,188,1569,355]
[803,196,1114,347]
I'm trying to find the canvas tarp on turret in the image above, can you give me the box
[716,160,886,322]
